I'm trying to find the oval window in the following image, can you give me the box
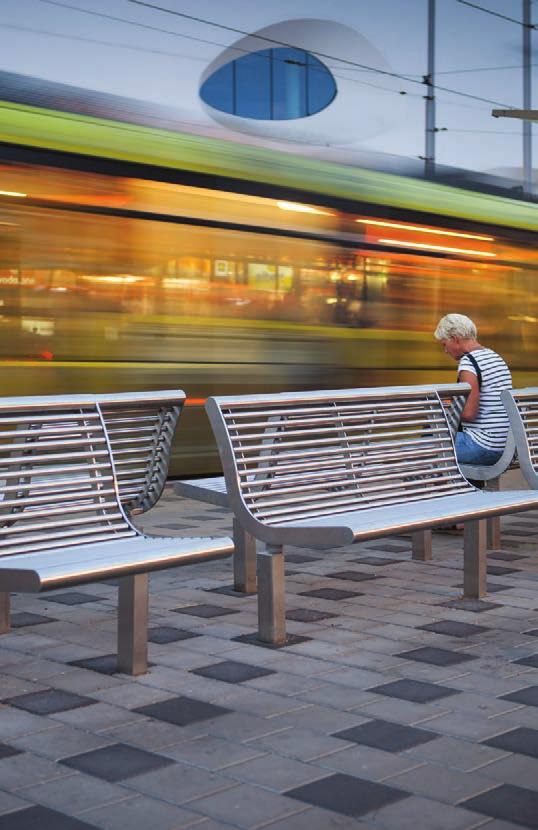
[200,47,337,120]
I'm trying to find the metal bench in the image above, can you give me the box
[501,388,538,491]
[206,383,538,646]
[0,392,233,674]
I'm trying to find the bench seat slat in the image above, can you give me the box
[0,535,234,591]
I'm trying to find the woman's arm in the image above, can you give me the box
[459,369,480,420]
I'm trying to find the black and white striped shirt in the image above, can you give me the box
[458,348,512,451]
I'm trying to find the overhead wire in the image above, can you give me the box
[455,0,537,28]
[36,0,518,110]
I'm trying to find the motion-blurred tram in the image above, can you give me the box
[0,101,537,473]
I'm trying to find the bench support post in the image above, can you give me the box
[0,593,10,633]
[485,478,501,549]
[257,545,286,646]
[233,519,257,594]
[117,574,149,675]
[411,530,432,561]
[463,519,487,598]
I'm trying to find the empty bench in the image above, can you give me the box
[0,392,233,674]
[206,383,538,646]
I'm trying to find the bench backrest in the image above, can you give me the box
[98,392,184,513]
[501,388,538,488]
[0,391,184,556]
[206,383,473,531]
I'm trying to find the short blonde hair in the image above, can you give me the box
[434,313,477,341]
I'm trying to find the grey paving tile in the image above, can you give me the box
[385,763,498,805]
[224,754,328,792]
[80,795,203,830]
[298,588,364,601]
[148,627,202,644]
[396,647,478,667]
[523,629,538,637]
[159,735,264,771]
[0,792,30,818]
[191,660,275,684]
[258,805,373,829]
[0,752,73,791]
[476,754,538,790]
[354,557,402,566]
[134,695,231,726]
[286,609,338,622]
[512,654,538,669]
[368,679,459,703]
[501,685,538,707]
[172,605,239,618]
[5,690,94,715]
[0,744,23,760]
[285,772,409,818]
[402,734,510,771]
[367,795,487,830]
[246,727,350,762]
[326,571,382,583]
[19,773,132,816]
[42,592,104,606]
[417,620,490,638]
[61,743,175,782]
[11,613,56,628]
[462,784,538,828]
[318,744,423,782]
[121,761,236,805]
[0,806,99,829]
[440,599,501,612]
[10,726,114,761]
[188,782,306,828]
[333,720,438,753]
[68,656,123,676]
[484,727,538,759]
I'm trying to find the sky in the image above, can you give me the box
[0,0,536,180]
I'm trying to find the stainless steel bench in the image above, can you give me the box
[206,383,538,646]
[0,392,233,674]
[501,388,538,491]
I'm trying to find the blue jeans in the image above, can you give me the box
[455,431,502,466]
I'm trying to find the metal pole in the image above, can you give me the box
[523,0,533,194]
[424,0,436,178]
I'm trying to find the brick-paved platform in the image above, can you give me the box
[1,474,538,829]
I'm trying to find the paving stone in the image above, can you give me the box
[60,743,174,781]
[476,753,538,790]
[440,599,500,612]
[462,783,538,827]
[286,554,321,564]
[41,592,104,606]
[487,566,520,576]
[484,727,538,759]
[368,795,487,830]
[333,719,438,753]
[0,806,99,829]
[188,782,306,828]
[134,695,231,726]
[0,752,73,791]
[191,660,275,684]
[417,620,490,638]
[247,727,350,762]
[298,588,364,601]
[10,725,113,761]
[80,795,203,830]
[402,734,509,771]
[524,629,538,637]
[368,679,459,703]
[0,744,23,760]
[489,553,527,562]
[365,543,410,553]
[225,754,328,792]
[512,654,538,669]
[354,557,401,566]
[11,613,56,628]
[326,571,381,582]
[5,690,94,715]
[385,763,499,805]
[285,772,409,817]
[68,656,123,676]
[501,685,538,707]
[121,761,236,805]
[285,609,338,623]
[207,586,257,598]
[159,734,264,771]
[396,647,478,667]
[172,604,239,618]
[232,633,311,649]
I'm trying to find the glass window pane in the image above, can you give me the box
[235,50,271,119]
[200,62,234,113]
[306,54,337,115]
[272,48,307,120]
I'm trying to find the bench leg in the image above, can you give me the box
[233,518,257,594]
[412,530,432,561]
[485,478,501,550]
[257,545,286,646]
[463,519,487,598]
[117,574,149,675]
[0,592,10,633]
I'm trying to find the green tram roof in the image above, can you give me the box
[1,100,537,233]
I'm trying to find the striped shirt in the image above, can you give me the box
[458,348,512,451]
